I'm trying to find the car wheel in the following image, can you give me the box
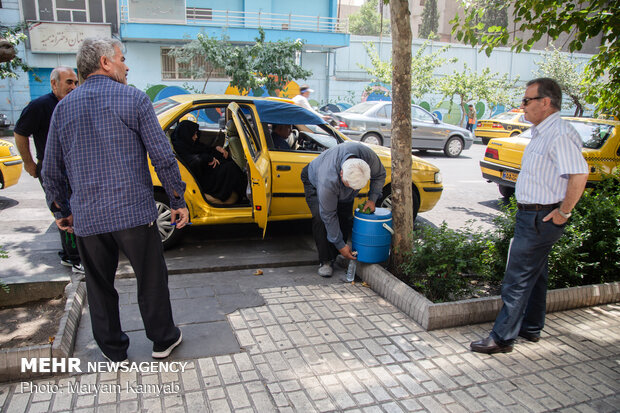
[510,131,520,137]
[444,137,463,157]
[377,184,420,221]
[361,133,383,146]
[498,185,515,199]
[154,191,184,250]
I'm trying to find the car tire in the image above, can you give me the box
[377,184,420,221]
[444,136,463,157]
[154,191,184,250]
[361,133,383,146]
[510,131,520,137]
[498,185,515,199]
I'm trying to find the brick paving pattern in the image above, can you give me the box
[1,284,618,412]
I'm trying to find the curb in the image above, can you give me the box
[358,263,620,330]
[0,281,87,382]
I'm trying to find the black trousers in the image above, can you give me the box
[301,166,353,264]
[76,223,178,360]
[37,161,81,265]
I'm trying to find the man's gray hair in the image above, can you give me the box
[342,158,371,190]
[526,77,562,110]
[77,38,123,79]
[50,66,75,82]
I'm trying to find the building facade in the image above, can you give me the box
[0,0,596,125]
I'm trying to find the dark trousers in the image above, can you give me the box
[491,210,566,345]
[301,166,353,264]
[37,161,81,264]
[76,223,178,360]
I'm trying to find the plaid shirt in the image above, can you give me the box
[42,75,186,237]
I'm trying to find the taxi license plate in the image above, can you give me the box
[502,171,519,182]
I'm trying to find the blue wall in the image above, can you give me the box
[28,69,53,101]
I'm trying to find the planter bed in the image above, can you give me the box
[358,263,620,330]
[0,281,86,382]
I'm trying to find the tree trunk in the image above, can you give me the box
[388,0,413,274]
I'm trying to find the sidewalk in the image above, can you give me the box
[1,264,619,412]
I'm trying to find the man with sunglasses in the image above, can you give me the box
[471,78,588,354]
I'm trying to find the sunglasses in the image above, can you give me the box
[521,96,545,106]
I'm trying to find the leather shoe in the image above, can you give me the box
[518,331,540,342]
[470,336,513,354]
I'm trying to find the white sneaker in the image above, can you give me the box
[318,263,333,277]
[152,330,183,359]
[72,263,85,274]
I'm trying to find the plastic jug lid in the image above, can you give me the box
[354,207,392,220]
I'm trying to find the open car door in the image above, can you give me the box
[226,102,272,236]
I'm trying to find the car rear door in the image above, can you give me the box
[411,106,447,149]
[227,102,272,236]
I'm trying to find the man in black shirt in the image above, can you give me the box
[13,66,83,274]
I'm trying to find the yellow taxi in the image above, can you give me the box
[151,95,444,248]
[480,117,620,198]
[475,109,532,145]
[0,139,22,189]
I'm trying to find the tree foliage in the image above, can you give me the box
[438,64,519,126]
[534,45,593,116]
[349,0,391,36]
[0,24,35,80]
[451,0,620,115]
[418,0,439,39]
[170,29,311,96]
[359,40,454,100]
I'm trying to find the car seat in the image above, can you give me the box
[225,120,246,170]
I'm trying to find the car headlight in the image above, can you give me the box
[9,145,18,156]
[434,172,442,184]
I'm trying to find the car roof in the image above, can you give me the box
[165,94,326,125]
[563,117,620,126]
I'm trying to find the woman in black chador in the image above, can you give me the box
[171,120,246,204]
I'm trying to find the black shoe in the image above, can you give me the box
[470,336,513,354]
[102,352,128,363]
[518,331,540,342]
[152,328,182,359]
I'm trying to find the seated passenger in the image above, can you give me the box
[271,124,293,150]
[171,120,246,205]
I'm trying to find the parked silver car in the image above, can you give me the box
[333,101,474,157]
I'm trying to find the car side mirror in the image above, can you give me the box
[432,114,439,124]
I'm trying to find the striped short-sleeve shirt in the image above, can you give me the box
[515,112,588,204]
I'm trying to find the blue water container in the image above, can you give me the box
[352,207,394,263]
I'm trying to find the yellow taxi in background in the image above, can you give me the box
[480,117,620,198]
[151,95,444,248]
[0,139,22,189]
[476,109,532,145]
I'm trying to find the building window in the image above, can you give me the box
[36,0,88,22]
[161,48,227,80]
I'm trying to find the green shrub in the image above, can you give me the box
[399,222,489,302]
[398,173,620,302]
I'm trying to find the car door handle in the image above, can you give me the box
[276,165,291,171]
[380,123,387,126]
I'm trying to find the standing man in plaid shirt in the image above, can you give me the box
[42,38,188,362]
